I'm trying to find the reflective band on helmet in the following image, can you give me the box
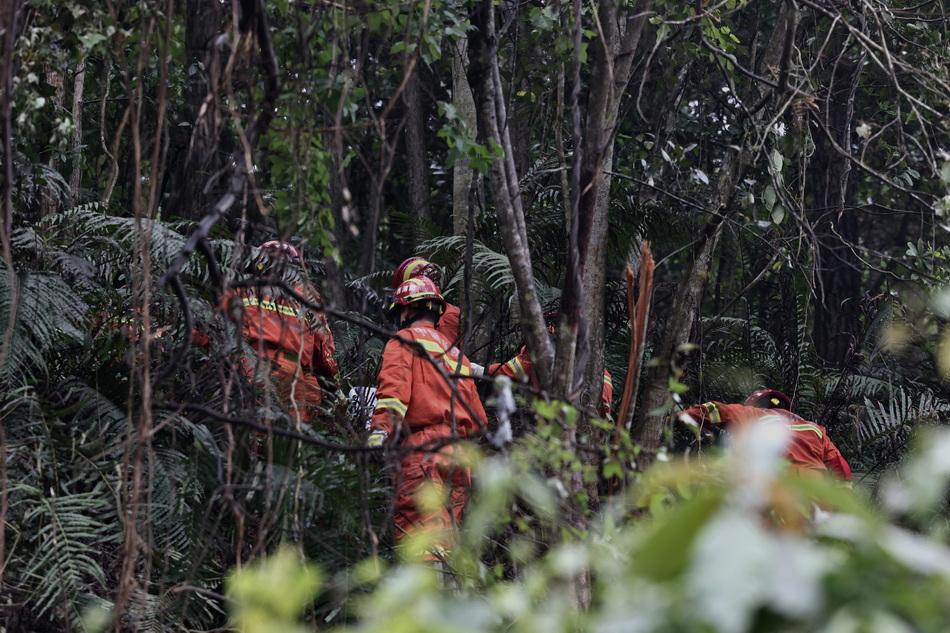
[404,260,431,282]
[401,291,437,303]
[375,397,408,417]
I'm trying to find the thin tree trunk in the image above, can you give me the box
[810,31,866,367]
[0,0,22,591]
[38,65,66,219]
[575,0,653,402]
[450,39,490,357]
[67,54,88,209]
[161,0,227,221]
[632,194,730,460]
[452,39,476,237]
[404,71,430,239]
[467,0,554,384]
[570,0,654,509]
[323,38,350,310]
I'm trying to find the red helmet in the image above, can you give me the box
[744,389,791,410]
[259,240,301,264]
[392,256,439,289]
[389,276,446,315]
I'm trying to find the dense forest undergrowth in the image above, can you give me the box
[3,0,950,629]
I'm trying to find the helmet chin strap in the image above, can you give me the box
[392,306,422,329]
[401,311,424,329]
[396,306,441,329]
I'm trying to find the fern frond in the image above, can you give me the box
[0,265,87,385]
[11,484,109,624]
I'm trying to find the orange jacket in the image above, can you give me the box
[436,302,461,346]
[679,402,853,485]
[371,324,486,439]
[488,346,613,418]
[223,282,338,382]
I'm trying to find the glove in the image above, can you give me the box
[367,429,389,448]
[470,362,485,377]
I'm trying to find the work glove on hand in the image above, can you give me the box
[470,362,485,377]
[366,429,389,464]
[367,429,389,448]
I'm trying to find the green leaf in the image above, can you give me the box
[769,149,784,173]
[762,184,776,211]
[634,489,725,581]
[771,203,786,225]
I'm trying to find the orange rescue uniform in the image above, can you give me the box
[370,324,486,553]
[679,402,853,487]
[224,282,339,424]
[435,302,461,346]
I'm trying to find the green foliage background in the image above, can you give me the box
[2,0,950,629]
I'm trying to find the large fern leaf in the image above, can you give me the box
[9,484,110,624]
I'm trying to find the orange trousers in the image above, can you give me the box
[392,425,471,559]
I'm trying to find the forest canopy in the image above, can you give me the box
[1,0,950,629]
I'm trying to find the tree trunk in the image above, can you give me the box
[404,71,430,239]
[631,1,796,467]
[467,0,555,384]
[571,0,654,507]
[809,32,865,367]
[161,0,227,221]
[452,40,477,237]
[323,45,351,311]
[632,198,729,462]
[356,119,404,277]
[67,54,87,209]
[576,0,654,397]
[449,39,491,357]
[38,65,66,219]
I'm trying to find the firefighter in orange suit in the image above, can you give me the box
[678,389,853,488]
[223,240,339,426]
[391,257,462,345]
[367,276,486,558]
[487,335,614,419]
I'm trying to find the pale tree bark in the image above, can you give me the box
[566,0,654,510]
[451,40,476,237]
[546,0,654,417]
[67,54,87,209]
[467,0,554,384]
[576,0,654,390]
[38,65,65,219]
[450,39,491,358]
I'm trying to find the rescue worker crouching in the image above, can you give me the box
[678,389,853,488]
[223,240,340,432]
[367,275,487,561]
